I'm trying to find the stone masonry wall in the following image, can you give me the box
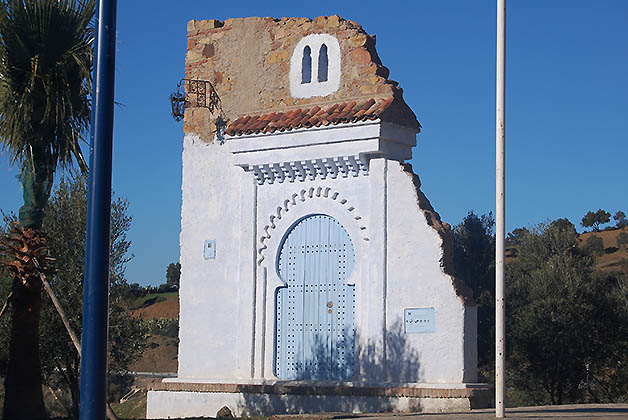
[184,15,407,141]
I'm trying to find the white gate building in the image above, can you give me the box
[147,15,489,418]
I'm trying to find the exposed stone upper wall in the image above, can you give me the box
[184,15,415,141]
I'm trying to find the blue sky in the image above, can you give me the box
[1,1,627,286]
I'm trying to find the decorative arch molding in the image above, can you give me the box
[257,186,368,266]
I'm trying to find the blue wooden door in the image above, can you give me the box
[275,214,355,380]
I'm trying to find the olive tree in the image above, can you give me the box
[581,209,611,232]
[452,211,495,379]
[506,219,627,405]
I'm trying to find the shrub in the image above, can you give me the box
[146,318,179,339]
[583,235,605,257]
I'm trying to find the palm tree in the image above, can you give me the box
[0,1,94,418]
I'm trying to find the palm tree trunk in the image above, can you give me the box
[2,273,46,420]
[3,157,54,420]
[18,152,54,230]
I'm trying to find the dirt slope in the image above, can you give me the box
[580,227,628,272]
[131,335,178,373]
[130,292,179,320]
[129,293,179,373]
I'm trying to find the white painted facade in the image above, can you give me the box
[170,119,476,384]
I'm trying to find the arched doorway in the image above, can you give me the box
[275,214,355,380]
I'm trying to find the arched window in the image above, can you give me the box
[318,44,328,82]
[290,34,340,98]
[301,46,312,84]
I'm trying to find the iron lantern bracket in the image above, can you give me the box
[170,78,223,122]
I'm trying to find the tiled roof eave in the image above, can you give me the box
[223,117,382,140]
[224,97,420,138]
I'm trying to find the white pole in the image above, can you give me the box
[495,0,506,418]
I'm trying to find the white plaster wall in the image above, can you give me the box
[176,125,476,384]
[178,134,252,379]
[254,158,475,384]
[385,161,477,383]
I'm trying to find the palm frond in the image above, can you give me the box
[0,0,96,173]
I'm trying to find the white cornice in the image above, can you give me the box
[223,120,416,185]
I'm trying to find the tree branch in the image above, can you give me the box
[34,258,119,420]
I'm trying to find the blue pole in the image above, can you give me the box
[79,0,117,419]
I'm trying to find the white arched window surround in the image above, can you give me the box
[289,34,341,98]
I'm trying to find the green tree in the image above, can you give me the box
[0,1,94,417]
[588,272,628,402]
[506,219,625,405]
[7,175,147,417]
[582,235,605,257]
[452,211,495,379]
[614,211,627,229]
[581,209,612,232]
[166,262,181,288]
[506,227,530,247]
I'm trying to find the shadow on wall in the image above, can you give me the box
[356,321,422,383]
[238,321,422,415]
[237,392,421,416]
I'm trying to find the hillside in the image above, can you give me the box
[580,227,628,272]
[130,292,179,320]
[129,292,179,373]
[506,227,628,273]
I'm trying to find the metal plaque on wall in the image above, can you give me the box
[204,239,216,260]
[404,308,435,333]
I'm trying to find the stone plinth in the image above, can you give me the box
[147,382,493,418]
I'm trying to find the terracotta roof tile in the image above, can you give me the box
[225,97,420,136]
[353,98,377,119]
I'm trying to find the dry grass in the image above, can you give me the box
[580,227,628,272]
[131,334,178,373]
[131,293,179,320]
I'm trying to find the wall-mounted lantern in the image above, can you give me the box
[169,78,222,122]
[169,87,186,121]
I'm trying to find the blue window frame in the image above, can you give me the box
[318,44,328,82]
[301,46,312,84]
